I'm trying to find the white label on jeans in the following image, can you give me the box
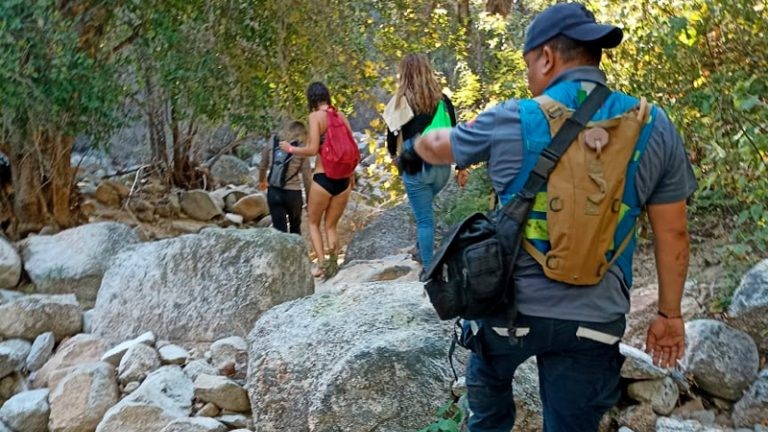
[576,326,620,345]
[490,327,530,337]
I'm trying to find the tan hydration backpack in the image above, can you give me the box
[521,94,651,285]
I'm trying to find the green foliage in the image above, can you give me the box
[214,0,381,134]
[710,201,768,311]
[417,400,463,432]
[0,1,122,145]
[595,0,768,265]
[356,133,404,206]
[438,166,494,228]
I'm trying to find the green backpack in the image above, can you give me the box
[399,98,453,175]
[422,99,452,135]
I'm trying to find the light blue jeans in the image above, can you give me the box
[403,163,451,267]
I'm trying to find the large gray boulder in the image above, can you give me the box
[48,362,119,432]
[92,228,313,345]
[19,222,140,307]
[680,319,759,401]
[96,366,193,432]
[728,259,768,353]
[0,294,82,341]
[0,339,31,380]
[343,204,416,264]
[0,237,21,289]
[246,281,455,432]
[210,155,251,186]
[0,389,50,432]
[732,367,768,428]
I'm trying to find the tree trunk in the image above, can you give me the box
[1,130,78,239]
[145,68,168,169]
[170,103,203,189]
[9,145,47,237]
[45,134,76,228]
[458,0,471,34]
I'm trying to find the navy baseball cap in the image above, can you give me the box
[523,3,623,54]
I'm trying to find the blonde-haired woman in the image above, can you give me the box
[385,53,463,268]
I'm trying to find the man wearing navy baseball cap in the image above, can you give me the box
[416,3,696,431]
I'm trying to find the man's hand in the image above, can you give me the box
[645,315,685,368]
[646,200,690,369]
[258,180,268,191]
[456,168,469,188]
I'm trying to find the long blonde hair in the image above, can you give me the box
[395,53,442,115]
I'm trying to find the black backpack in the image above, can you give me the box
[267,135,299,188]
[421,210,520,320]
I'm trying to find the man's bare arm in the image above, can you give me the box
[415,129,455,165]
[645,200,690,367]
[648,200,690,317]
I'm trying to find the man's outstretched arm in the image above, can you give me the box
[415,129,455,165]
[645,200,690,368]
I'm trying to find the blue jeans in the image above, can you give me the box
[402,164,451,267]
[462,314,626,432]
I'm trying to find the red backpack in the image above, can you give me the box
[321,107,360,179]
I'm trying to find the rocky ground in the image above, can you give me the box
[0,138,765,432]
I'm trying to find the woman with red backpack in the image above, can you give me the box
[279,82,358,278]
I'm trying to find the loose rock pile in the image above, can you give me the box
[1,321,257,431]
[0,221,317,431]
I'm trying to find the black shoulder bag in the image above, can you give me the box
[421,85,611,324]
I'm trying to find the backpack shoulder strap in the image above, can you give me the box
[268,135,280,167]
[532,94,568,136]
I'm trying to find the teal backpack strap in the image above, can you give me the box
[610,103,658,287]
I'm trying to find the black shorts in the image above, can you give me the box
[313,173,350,196]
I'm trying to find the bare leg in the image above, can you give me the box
[324,184,352,254]
[307,182,331,275]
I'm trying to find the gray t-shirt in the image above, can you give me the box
[450,66,698,323]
